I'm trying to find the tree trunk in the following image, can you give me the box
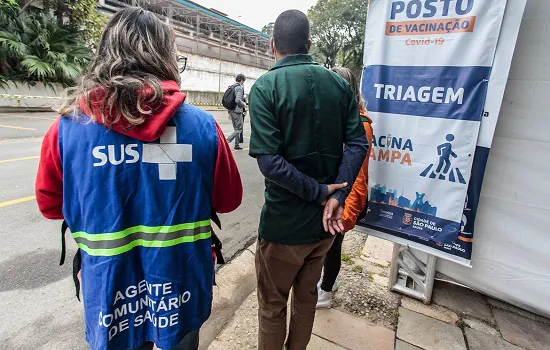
[18,0,38,15]
[55,2,65,25]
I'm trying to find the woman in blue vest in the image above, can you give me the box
[35,8,242,350]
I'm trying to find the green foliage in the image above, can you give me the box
[261,22,274,37]
[1,0,20,16]
[0,75,8,89]
[308,0,368,75]
[0,2,92,88]
[342,253,354,265]
[308,45,326,68]
[367,271,374,282]
[70,0,107,48]
[0,0,95,88]
[308,0,343,68]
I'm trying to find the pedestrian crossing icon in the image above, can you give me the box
[420,134,466,184]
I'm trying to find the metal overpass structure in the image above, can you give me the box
[97,0,275,70]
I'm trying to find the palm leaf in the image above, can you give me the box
[0,75,9,90]
[66,45,92,64]
[46,50,66,62]
[0,31,27,56]
[21,55,55,80]
[1,9,92,85]
[52,60,80,81]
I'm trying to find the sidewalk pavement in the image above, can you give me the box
[206,234,550,350]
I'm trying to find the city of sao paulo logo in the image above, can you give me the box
[420,134,466,184]
[402,213,412,225]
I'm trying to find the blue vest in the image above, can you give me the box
[59,104,217,350]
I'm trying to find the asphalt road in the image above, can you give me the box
[0,109,263,349]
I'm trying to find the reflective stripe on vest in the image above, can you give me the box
[72,219,212,256]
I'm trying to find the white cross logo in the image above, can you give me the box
[142,127,192,180]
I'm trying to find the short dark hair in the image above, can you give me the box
[273,10,310,55]
[236,74,246,82]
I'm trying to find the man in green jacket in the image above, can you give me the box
[249,10,369,350]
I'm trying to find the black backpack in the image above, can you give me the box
[222,83,238,110]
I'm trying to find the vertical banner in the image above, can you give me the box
[357,0,508,264]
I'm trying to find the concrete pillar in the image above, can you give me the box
[238,31,242,64]
[218,24,224,95]
[196,13,200,54]
[255,38,259,68]
[165,4,173,25]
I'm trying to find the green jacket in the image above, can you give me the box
[249,54,364,245]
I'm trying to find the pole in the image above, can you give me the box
[195,13,200,55]
[255,37,259,68]
[218,25,223,98]
[165,4,172,25]
[238,31,242,65]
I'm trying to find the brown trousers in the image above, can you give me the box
[255,236,335,350]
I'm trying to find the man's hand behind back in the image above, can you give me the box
[323,198,345,235]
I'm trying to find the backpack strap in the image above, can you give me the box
[59,220,68,266]
[59,220,82,301]
[73,249,82,301]
[211,232,225,265]
[210,211,225,264]
[211,210,222,230]
[210,211,225,286]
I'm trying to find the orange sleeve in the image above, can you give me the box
[342,120,374,232]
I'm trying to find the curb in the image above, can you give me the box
[199,242,257,349]
[0,93,225,112]
[0,106,225,113]
[0,107,54,113]
[0,94,60,100]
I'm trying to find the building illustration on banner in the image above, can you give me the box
[370,184,438,216]
[420,134,466,184]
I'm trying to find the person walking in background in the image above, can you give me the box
[317,67,374,309]
[35,8,242,350]
[226,74,247,150]
[249,10,369,350]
